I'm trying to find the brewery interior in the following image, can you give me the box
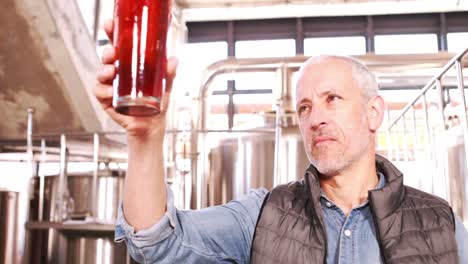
[1,0,467,263]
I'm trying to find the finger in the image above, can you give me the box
[99,98,113,110]
[165,57,179,93]
[104,19,114,43]
[103,105,130,126]
[167,57,178,78]
[93,82,114,102]
[160,90,171,114]
[101,46,116,64]
[95,94,132,128]
[97,65,116,84]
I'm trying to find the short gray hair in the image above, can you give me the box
[303,55,379,101]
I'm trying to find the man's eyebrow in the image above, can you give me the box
[318,89,335,97]
[296,98,309,106]
[296,89,338,107]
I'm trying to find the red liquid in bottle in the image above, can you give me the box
[113,0,171,116]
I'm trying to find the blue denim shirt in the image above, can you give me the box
[320,173,386,264]
[115,175,468,263]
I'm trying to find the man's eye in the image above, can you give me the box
[298,105,310,116]
[327,95,339,103]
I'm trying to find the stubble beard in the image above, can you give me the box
[308,138,370,177]
[310,145,349,176]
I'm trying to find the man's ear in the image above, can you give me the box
[367,95,385,132]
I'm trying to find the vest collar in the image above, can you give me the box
[304,154,405,221]
[369,155,405,220]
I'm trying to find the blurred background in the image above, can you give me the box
[0,0,467,263]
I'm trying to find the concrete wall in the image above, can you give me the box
[0,0,107,140]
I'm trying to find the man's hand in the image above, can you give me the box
[94,19,178,140]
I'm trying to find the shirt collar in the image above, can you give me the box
[320,172,386,208]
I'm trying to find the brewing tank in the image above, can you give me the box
[29,171,124,222]
[26,171,136,264]
[0,190,19,264]
[446,128,468,222]
[204,126,310,206]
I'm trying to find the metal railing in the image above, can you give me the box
[387,48,468,202]
[387,48,468,162]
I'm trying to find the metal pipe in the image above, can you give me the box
[422,94,432,161]
[23,108,35,264]
[273,102,282,186]
[168,129,275,134]
[273,65,290,185]
[56,134,67,222]
[38,139,46,222]
[422,93,436,194]
[436,78,447,131]
[92,133,100,218]
[402,114,408,162]
[31,131,127,138]
[394,119,400,162]
[27,108,35,179]
[0,148,126,164]
[386,107,393,160]
[196,133,205,209]
[200,54,461,95]
[412,106,418,161]
[435,78,449,199]
[412,105,422,189]
[455,60,468,171]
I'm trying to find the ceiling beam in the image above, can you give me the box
[182,0,468,22]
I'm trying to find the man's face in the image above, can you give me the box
[296,58,374,176]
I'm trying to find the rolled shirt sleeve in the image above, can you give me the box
[115,184,268,263]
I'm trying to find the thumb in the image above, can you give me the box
[160,57,179,113]
[165,57,179,93]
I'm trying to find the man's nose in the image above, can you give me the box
[309,106,327,130]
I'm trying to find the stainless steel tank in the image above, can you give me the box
[29,170,124,222]
[0,190,19,264]
[66,236,133,264]
[205,126,310,206]
[26,171,135,264]
[26,230,136,264]
[446,129,468,222]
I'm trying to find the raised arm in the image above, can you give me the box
[94,19,177,232]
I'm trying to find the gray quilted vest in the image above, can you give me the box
[251,155,458,264]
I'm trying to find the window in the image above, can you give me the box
[233,94,274,105]
[235,39,296,58]
[178,42,228,95]
[379,89,422,103]
[304,36,366,56]
[447,32,468,53]
[181,42,228,70]
[235,72,276,90]
[375,34,439,54]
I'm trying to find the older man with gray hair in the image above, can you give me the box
[95,20,468,264]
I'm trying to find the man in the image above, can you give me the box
[95,20,468,263]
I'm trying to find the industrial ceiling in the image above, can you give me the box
[177,0,468,21]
